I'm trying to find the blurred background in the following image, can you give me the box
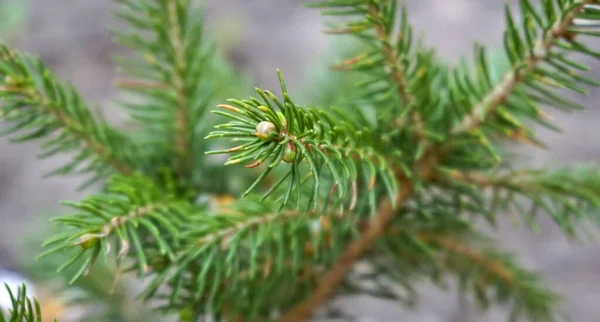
[1,0,600,321]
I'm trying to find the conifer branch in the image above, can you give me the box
[403,230,557,321]
[424,232,558,321]
[366,1,412,105]
[435,165,600,236]
[112,0,214,180]
[0,44,136,179]
[147,196,357,319]
[365,1,432,150]
[16,0,600,321]
[206,72,402,213]
[73,203,164,255]
[4,85,133,175]
[310,0,444,154]
[427,234,515,286]
[40,173,193,283]
[371,210,561,321]
[187,210,304,250]
[310,0,430,117]
[1,284,57,322]
[451,0,594,135]
[166,0,193,176]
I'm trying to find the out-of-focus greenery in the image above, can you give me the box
[19,225,162,322]
[0,0,29,39]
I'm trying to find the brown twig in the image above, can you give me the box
[278,183,413,322]
[278,143,439,322]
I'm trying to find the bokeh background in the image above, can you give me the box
[1,0,600,321]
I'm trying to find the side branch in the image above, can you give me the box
[75,204,161,248]
[0,83,133,175]
[367,3,412,105]
[420,234,516,286]
[437,168,529,189]
[190,210,305,249]
[166,0,192,177]
[46,102,133,175]
[451,0,593,135]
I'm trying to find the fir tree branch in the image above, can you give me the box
[112,0,214,180]
[1,284,57,322]
[206,72,402,213]
[72,203,165,260]
[366,1,412,105]
[451,0,594,135]
[423,233,559,321]
[40,173,194,283]
[186,209,305,251]
[434,165,600,236]
[166,0,193,176]
[377,226,559,321]
[310,0,445,156]
[280,148,440,321]
[2,85,132,175]
[309,0,427,116]
[0,43,136,179]
[209,2,600,318]
[145,195,358,319]
[426,234,515,287]
[364,1,432,150]
[369,210,560,321]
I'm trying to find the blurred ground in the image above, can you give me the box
[2,0,600,321]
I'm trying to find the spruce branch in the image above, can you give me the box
[39,173,194,284]
[206,71,402,213]
[308,0,420,111]
[0,284,56,322]
[426,235,559,321]
[0,43,136,181]
[380,226,559,321]
[435,165,600,236]
[280,149,440,322]
[451,0,598,135]
[112,0,214,179]
[365,1,413,105]
[25,248,159,322]
[144,195,358,320]
[309,0,447,156]
[166,0,193,176]
[198,1,600,320]
[12,0,600,321]
[369,211,561,322]
[362,1,432,150]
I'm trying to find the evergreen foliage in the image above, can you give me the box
[0,284,54,322]
[2,0,600,321]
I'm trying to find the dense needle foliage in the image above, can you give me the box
[2,0,600,321]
